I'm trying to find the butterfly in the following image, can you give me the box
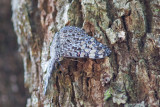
[43,26,111,94]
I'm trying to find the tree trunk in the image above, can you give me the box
[12,0,160,106]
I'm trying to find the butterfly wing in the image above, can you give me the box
[58,26,111,59]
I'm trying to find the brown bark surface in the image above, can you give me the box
[12,0,160,106]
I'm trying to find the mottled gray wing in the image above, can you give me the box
[57,26,111,59]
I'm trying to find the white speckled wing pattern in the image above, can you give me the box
[58,26,111,59]
[44,26,111,94]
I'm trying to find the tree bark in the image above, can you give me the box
[12,0,160,106]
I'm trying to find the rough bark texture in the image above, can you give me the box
[12,0,160,106]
